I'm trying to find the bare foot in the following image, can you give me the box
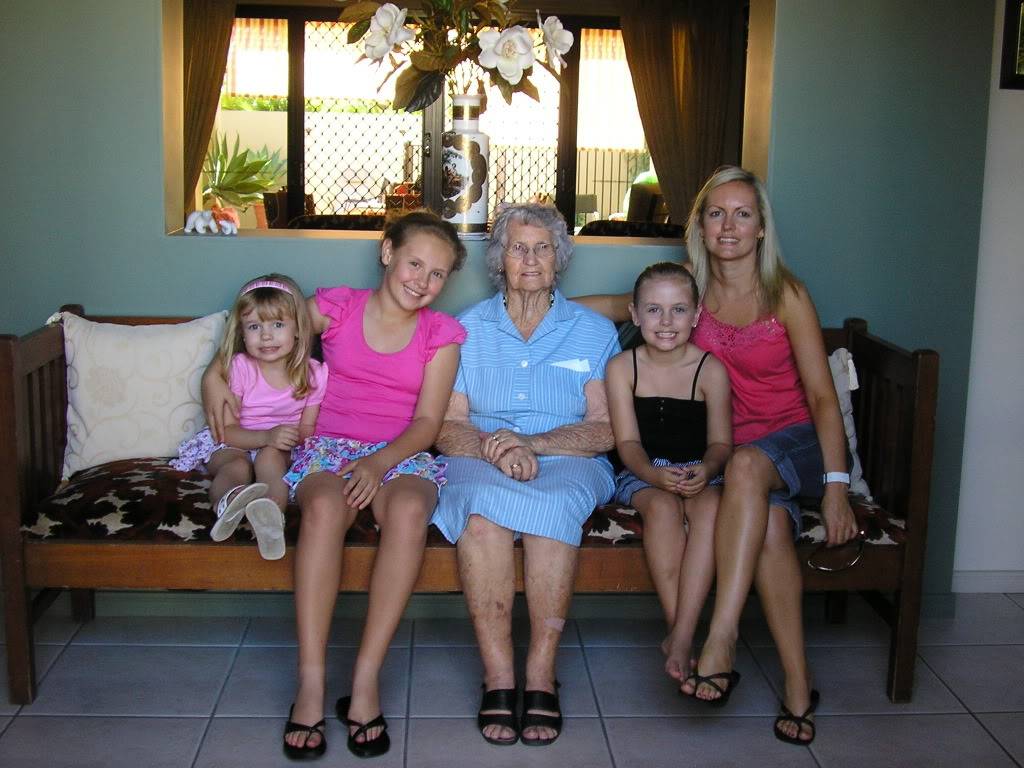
[662,634,695,690]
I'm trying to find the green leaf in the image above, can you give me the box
[410,50,444,72]
[518,75,540,103]
[393,66,427,110]
[405,70,444,112]
[339,1,381,23]
[489,69,515,105]
[347,18,371,44]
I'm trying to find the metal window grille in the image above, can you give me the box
[303,21,423,215]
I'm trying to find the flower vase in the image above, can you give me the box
[441,94,489,233]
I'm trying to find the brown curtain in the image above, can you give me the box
[621,0,740,223]
[183,0,237,212]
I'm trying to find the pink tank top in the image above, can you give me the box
[314,286,466,443]
[692,308,811,445]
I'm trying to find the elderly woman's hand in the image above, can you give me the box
[499,445,538,482]
[482,428,533,464]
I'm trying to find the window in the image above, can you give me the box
[213,7,664,230]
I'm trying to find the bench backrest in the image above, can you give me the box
[1,312,938,532]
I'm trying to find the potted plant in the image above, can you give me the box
[202,133,287,227]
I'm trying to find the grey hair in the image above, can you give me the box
[485,203,574,290]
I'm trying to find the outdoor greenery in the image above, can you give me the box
[202,133,287,210]
[221,94,397,113]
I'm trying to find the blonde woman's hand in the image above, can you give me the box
[821,485,859,546]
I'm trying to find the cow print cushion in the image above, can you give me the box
[22,458,902,548]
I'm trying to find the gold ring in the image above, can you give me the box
[491,435,500,441]
[512,463,520,470]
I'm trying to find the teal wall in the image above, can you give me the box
[0,0,672,335]
[0,1,994,593]
[768,0,993,591]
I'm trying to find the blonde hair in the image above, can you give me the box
[684,166,798,313]
[218,273,314,398]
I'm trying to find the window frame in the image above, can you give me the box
[231,6,639,226]
[1000,0,1024,90]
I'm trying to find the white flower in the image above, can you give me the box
[364,3,414,61]
[538,13,573,70]
[477,26,535,85]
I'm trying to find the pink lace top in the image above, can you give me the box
[692,308,811,445]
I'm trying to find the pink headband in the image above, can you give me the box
[241,279,295,296]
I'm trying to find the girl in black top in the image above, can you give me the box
[605,262,732,691]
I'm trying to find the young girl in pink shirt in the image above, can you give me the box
[204,212,467,760]
[173,273,327,560]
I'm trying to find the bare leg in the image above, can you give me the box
[206,449,253,506]
[631,488,685,627]
[286,472,357,750]
[521,533,578,743]
[457,515,516,743]
[755,506,814,741]
[252,446,291,510]
[345,476,434,743]
[668,486,719,692]
[695,446,783,701]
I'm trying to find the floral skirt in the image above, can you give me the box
[169,428,259,472]
[284,435,448,498]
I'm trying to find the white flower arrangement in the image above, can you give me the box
[337,0,574,112]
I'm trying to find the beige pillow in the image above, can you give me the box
[828,347,871,499]
[58,311,227,478]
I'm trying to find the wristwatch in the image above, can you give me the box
[823,471,851,485]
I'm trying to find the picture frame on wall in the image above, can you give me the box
[1001,0,1024,89]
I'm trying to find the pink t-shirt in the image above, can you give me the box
[314,285,467,442]
[692,308,811,445]
[229,354,328,431]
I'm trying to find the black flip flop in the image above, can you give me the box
[477,686,519,746]
[774,689,820,745]
[282,704,327,760]
[682,669,741,708]
[336,695,390,758]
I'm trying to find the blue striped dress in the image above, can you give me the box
[431,290,620,546]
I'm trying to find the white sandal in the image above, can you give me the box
[245,498,286,560]
[210,483,268,542]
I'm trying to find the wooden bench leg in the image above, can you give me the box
[887,587,920,703]
[824,591,848,624]
[3,582,38,705]
[70,589,96,622]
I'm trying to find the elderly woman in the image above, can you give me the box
[431,203,619,747]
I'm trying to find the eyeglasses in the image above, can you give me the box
[505,241,555,259]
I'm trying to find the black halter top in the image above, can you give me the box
[632,347,710,464]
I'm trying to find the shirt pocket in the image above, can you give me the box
[535,364,588,421]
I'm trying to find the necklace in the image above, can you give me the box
[503,290,555,309]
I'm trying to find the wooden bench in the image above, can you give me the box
[0,311,937,705]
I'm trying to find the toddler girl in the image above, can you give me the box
[605,262,732,690]
[173,273,326,560]
[203,211,467,760]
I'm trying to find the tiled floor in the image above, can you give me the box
[1,593,1023,767]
